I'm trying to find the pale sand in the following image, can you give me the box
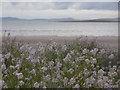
[13,36,118,50]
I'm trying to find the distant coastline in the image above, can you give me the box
[61,20,119,22]
[1,17,119,22]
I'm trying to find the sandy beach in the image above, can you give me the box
[12,35,118,50]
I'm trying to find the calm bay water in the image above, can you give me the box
[2,20,118,36]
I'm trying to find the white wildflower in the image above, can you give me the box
[85,59,90,64]
[98,69,105,76]
[93,71,97,77]
[5,53,11,59]
[91,58,97,64]
[19,81,24,86]
[52,41,58,47]
[70,50,74,55]
[108,54,114,59]
[108,79,113,85]
[0,80,4,87]
[63,77,68,86]
[34,82,39,88]
[73,84,80,88]
[75,56,85,62]
[71,61,75,65]
[20,45,24,50]
[1,63,6,71]
[83,48,89,54]
[15,64,21,70]
[28,46,32,50]
[1,58,4,63]
[111,85,119,88]
[44,75,51,81]
[25,78,30,81]
[57,73,62,79]
[40,81,45,86]
[68,77,76,85]
[43,86,47,88]
[113,66,117,71]
[16,73,23,79]
[91,64,95,68]
[108,71,117,77]
[38,46,45,53]
[68,68,74,74]
[48,45,53,51]
[102,76,108,83]
[90,48,98,55]
[57,62,62,68]
[112,72,118,77]
[10,65,15,69]
[83,68,89,75]
[62,45,67,51]
[63,53,71,62]
[104,83,110,88]
[58,86,62,88]
[97,79,104,87]
[108,68,118,77]
[85,76,95,85]
[41,67,48,71]
[108,71,113,77]
[99,49,105,55]
[48,61,54,68]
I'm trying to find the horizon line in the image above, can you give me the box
[1,17,118,20]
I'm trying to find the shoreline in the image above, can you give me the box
[5,35,118,50]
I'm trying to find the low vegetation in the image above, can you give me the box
[1,33,120,88]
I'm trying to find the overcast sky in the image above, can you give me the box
[2,2,118,19]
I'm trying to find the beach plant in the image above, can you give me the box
[0,33,120,88]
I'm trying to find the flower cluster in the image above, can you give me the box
[1,35,120,88]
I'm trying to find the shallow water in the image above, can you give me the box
[2,20,118,36]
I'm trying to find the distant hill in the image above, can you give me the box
[1,17,75,21]
[1,17,120,22]
[2,17,22,21]
[62,18,120,22]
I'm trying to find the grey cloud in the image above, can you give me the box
[79,2,118,10]
[7,2,118,10]
[52,2,73,9]
[2,2,118,19]
[55,2,118,10]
